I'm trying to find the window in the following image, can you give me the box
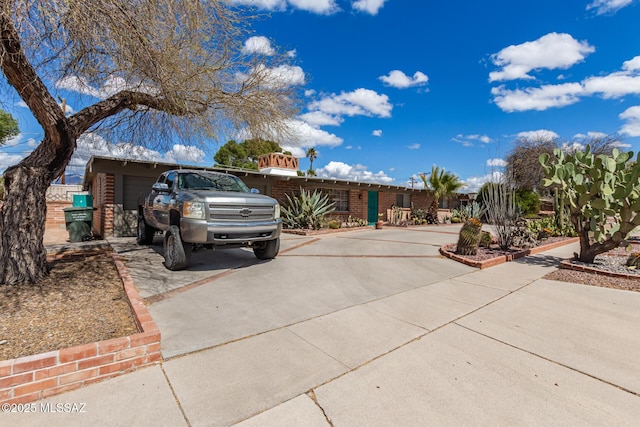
[321,188,349,212]
[396,193,410,208]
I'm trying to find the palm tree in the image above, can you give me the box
[306,147,318,176]
[420,166,465,218]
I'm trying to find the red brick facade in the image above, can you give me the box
[91,173,115,238]
[45,201,72,231]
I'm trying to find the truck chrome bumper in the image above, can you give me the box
[180,218,282,244]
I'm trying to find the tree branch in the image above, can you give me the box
[68,90,210,136]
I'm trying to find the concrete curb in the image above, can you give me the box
[440,237,580,269]
[0,246,161,405]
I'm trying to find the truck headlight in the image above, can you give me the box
[274,203,280,219]
[183,201,206,219]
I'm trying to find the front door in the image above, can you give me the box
[367,191,378,224]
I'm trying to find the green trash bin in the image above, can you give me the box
[63,206,95,242]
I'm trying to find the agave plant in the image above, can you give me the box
[281,188,336,230]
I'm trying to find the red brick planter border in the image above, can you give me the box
[0,251,161,405]
[440,237,579,269]
[558,258,640,280]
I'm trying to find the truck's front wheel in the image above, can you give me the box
[253,237,280,260]
[164,225,191,270]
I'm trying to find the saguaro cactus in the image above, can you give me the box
[456,217,482,256]
[540,146,640,263]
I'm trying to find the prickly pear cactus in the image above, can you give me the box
[456,217,482,256]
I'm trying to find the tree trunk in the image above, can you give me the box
[576,227,624,264]
[0,166,52,284]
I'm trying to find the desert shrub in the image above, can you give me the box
[345,216,368,227]
[281,188,336,230]
[515,190,541,216]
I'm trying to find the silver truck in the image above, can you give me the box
[137,169,282,270]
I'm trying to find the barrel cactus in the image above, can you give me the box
[456,217,482,256]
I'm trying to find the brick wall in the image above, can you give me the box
[45,201,72,231]
[411,193,432,211]
[0,254,161,405]
[91,173,115,238]
[378,192,397,221]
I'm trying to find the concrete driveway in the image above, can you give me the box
[6,225,640,426]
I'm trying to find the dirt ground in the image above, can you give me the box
[0,253,138,360]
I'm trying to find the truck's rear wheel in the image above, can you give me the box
[164,225,191,270]
[253,237,280,260]
[136,214,155,245]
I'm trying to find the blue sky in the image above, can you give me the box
[2,0,640,191]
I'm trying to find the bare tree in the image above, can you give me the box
[506,133,622,192]
[0,0,299,284]
[505,134,558,192]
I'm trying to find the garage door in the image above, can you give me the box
[123,175,159,210]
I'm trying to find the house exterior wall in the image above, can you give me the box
[82,157,466,237]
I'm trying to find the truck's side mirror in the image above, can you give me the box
[250,188,260,194]
[152,182,170,192]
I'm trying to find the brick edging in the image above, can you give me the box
[440,237,579,269]
[0,252,161,404]
[559,258,640,280]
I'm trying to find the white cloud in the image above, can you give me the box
[587,0,633,15]
[55,75,157,100]
[407,143,420,150]
[233,0,351,14]
[288,0,339,14]
[242,36,275,55]
[230,0,287,11]
[491,83,583,112]
[451,134,493,147]
[251,64,306,88]
[372,129,383,137]
[463,171,504,193]
[486,158,507,167]
[352,0,387,14]
[65,133,207,176]
[491,55,640,112]
[298,111,343,127]
[279,119,343,156]
[379,70,429,89]
[619,105,640,136]
[307,88,392,118]
[164,144,207,163]
[16,100,28,108]
[489,33,595,82]
[573,131,608,140]
[0,134,41,172]
[0,152,24,172]
[316,161,394,184]
[516,129,560,140]
[582,72,640,98]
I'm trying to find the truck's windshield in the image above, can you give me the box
[177,172,250,193]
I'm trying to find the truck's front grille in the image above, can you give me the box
[209,204,274,221]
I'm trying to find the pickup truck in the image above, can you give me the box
[137,169,282,270]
